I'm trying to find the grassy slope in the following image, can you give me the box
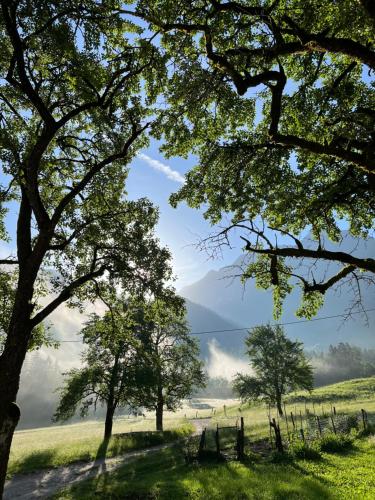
[8,417,193,477]
[9,377,375,479]
[211,377,375,441]
[52,376,375,499]
[54,437,375,499]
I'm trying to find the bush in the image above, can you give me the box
[288,440,322,460]
[319,433,354,453]
[269,450,292,464]
[357,423,375,438]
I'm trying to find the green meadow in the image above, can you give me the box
[8,376,375,498]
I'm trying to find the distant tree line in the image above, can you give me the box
[309,343,375,387]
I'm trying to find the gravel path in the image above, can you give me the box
[4,443,174,499]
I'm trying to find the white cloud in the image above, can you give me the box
[206,341,254,381]
[138,153,185,184]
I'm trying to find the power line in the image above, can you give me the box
[56,308,375,342]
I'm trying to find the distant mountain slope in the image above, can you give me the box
[184,299,246,358]
[182,234,375,351]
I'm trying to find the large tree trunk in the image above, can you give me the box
[156,386,164,432]
[276,398,283,417]
[156,403,163,432]
[0,189,43,497]
[104,404,115,440]
[0,300,34,498]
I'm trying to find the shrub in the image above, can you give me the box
[289,440,322,460]
[319,433,354,453]
[357,423,375,438]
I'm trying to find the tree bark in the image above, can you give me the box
[0,299,34,498]
[156,386,164,432]
[276,397,283,417]
[104,404,115,440]
[0,189,43,497]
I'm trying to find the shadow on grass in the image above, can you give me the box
[65,447,334,500]
[9,449,58,476]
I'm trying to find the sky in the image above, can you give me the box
[0,141,240,291]
[126,143,242,290]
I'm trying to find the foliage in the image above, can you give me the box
[318,432,354,453]
[53,299,144,427]
[288,441,322,460]
[0,271,57,352]
[133,0,375,317]
[233,324,313,414]
[310,343,375,387]
[0,2,172,487]
[130,297,206,428]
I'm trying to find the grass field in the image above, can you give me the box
[9,376,375,492]
[54,435,375,499]
[209,377,375,442]
[8,417,193,477]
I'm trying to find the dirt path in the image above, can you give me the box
[4,419,210,499]
[4,443,174,499]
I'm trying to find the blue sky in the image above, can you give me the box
[0,140,241,291]
[127,143,240,289]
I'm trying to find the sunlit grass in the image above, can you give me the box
[9,377,375,479]
[8,417,193,477]
[54,437,375,499]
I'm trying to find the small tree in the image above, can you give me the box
[233,325,313,416]
[54,301,142,439]
[134,298,205,431]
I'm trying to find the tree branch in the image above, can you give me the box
[30,265,106,328]
[240,236,375,273]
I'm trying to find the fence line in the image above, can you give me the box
[184,405,372,462]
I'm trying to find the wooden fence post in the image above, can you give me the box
[300,428,305,442]
[215,424,220,458]
[237,417,245,460]
[285,412,290,440]
[271,418,284,453]
[361,409,367,430]
[290,412,296,431]
[333,406,336,416]
[316,416,322,436]
[198,428,206,459]
[330,416,337,435]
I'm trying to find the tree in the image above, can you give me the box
[0,1,167,492]
[132,297,206,431]
[53,300,142,439]
[233,324,313,416]
[128,0,375,317]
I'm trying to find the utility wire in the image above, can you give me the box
[56,308,375,342]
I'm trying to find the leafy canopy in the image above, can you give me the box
[233,324,313,412]
[131,296,206,413]
[130,0,375,317]
[54,297,146,422]
[0,0,171,340]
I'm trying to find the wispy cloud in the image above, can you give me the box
[138,153,185,184]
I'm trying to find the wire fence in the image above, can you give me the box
[184,404,373,462]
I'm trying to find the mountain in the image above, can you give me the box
[185,299,245,359]
[182,233,375,353]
